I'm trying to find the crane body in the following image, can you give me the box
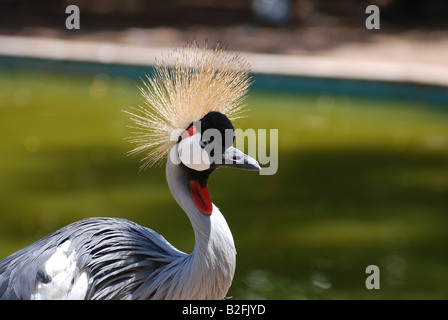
[0,43,259,300]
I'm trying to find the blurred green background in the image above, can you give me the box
[1,0,448,300]
[1,69,447,299]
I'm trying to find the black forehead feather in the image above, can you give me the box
[198,111,234,134]
[182,112,235,148]
[195,111,235,150]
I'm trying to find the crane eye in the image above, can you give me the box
[201,140,212,148]
[200,140,209,148]
[201,136,214,149]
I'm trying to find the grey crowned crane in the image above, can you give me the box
[0,43,260,299]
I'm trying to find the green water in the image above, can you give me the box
[0,71,447,299]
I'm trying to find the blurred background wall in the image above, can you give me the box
[2,0,448,30]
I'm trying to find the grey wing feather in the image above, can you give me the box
[0,235,60,299]
[0,217,185,300]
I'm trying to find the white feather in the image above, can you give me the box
[31,240,88,300]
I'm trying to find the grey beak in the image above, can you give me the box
[215,146,261,171]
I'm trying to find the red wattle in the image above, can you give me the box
[189,180,213,215]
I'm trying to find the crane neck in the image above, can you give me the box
[165,154,236,299]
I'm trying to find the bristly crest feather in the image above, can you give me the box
[125,42,252,169]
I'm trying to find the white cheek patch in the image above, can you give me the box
[178,133,211,171]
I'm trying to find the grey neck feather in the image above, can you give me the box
[164,153,236,299]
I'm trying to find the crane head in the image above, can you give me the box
[177,111,260,172]
[172,111,259,215]
[126,42,252,171]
